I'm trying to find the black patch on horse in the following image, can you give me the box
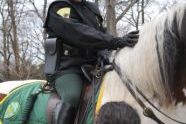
[163,9,186,104]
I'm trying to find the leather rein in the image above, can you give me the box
[111,61,186,124]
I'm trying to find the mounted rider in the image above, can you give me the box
[44,0,139,123]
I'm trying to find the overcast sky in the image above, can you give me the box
[34,0,186,18]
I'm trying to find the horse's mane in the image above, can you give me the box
[114,4,186,106]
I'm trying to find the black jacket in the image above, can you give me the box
[44,0,112,70]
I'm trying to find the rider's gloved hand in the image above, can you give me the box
[110,30,139,49]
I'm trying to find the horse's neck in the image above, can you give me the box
[101,71,136,105]
[102,71,186,124]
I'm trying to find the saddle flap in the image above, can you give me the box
[52,101,76,124]
[47,94,61,124]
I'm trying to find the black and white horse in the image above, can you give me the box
[98,4,186,124]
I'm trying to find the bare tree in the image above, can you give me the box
[141,0,144,24]
[105,0,138,36]
[119,0,152,31]
[106,0,117,36]
[0,0,45,80]
[7,0,21,74]
[29,0,48,42]
[0,1,12,79]
[28,0,49,62]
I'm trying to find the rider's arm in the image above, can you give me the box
[44,2,138,50]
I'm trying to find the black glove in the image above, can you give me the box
[111,30,139,49]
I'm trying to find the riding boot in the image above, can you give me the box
[52,101,76,124]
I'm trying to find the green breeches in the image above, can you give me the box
[55,73,83,108]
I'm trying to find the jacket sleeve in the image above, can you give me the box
[44,2,115,50]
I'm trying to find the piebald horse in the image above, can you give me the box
[98,4,186,124]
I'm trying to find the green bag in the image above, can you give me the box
[0,82,49,124]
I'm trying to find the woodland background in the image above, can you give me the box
[0,0,185,81]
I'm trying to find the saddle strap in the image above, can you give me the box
[74,84,92,124]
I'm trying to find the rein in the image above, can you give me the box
[76,61,114,124]
[112,60,186,124]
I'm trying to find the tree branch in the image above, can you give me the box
[116,0,138,23]
[29,0,43,22]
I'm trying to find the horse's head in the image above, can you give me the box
[114,4,186,106]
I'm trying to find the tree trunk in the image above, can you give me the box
[42,0,48,43]
[106,0,117,36]
[7,0,20,74]
[136,0,140,30]
[141,0,145,24]
[2,20,10,79]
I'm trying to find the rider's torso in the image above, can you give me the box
[55,1,104,70]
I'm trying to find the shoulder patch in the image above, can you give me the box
[4,101,20,119]
[57,7,71,18]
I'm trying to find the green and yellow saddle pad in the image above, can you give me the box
[0,81,105,124]
[0,82,49,124]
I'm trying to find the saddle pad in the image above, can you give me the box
[0,81,49,124]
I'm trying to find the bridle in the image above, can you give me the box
[111,55,186,124]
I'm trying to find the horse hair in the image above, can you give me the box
[113,4,186,106]
[159,4,186,104]
[99,5,186,123]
